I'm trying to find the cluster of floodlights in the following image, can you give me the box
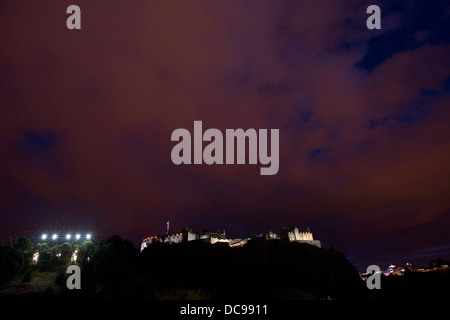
[41,233,91,241]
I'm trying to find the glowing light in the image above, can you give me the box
[71,250,78,262]
[41,232,92,241]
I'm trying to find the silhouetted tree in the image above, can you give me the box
[91,235,138,294]
[37,242,51,267]
[77,240,95,265]
[14,237,34,264]
[59,242,73,265]
[0,246,24,285]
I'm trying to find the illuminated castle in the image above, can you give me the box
[282,226,321,247]
[141,223,321,251]
[140,226,243,251]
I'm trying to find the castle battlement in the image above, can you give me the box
[141,225,321,251]
[282,226,321,247]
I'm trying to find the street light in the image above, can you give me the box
[41,232,92,241]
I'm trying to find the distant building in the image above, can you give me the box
[141,225,322,250]
[141,227,234,251]
[252,231,278,240]
[281,227,321,247]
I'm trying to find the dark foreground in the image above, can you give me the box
[1,236,449,301]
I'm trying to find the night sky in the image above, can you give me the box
[1,0,449,271]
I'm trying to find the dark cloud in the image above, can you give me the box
[0,0,449,270]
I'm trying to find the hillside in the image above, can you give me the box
[138,238,367,300]
[0,236,367,300]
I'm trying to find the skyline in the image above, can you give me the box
[1,0,450,273]
[3,220,447,272]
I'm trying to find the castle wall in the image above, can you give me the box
[287,228,313,241]
[294,240,321,248]
[141,226,320,250]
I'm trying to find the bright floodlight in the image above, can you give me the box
[75,234,81,240]
[52,234,57,240]
[41,234,47,240]
[86,234,91,240]
[66,234,71,240]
